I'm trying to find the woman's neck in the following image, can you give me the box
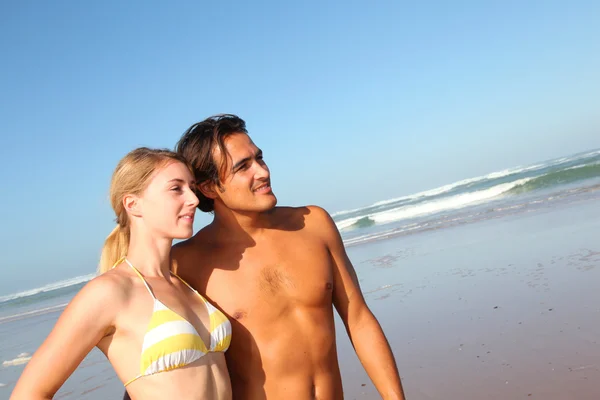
[125,228,173,279]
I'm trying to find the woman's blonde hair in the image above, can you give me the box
[98,147,193,274]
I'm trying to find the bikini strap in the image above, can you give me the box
[111,256,127,269]
[171,272,202,297]
[172,272,220,333]
[122,258,156,299]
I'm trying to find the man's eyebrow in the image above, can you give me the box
[232,149,262,171]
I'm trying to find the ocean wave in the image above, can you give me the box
[508,163,600,195]
[334,149,600,229]
[0,303,68,324]
[564,161,600,172]
[343,224,420,246]
[0,274,94,304]
[369,164,546,209]
[2,353,32,367]
[337,178,531,231]
[331,205,371,218]
[347,216,376,229]
[370,175,497,208]
[334,149,600,220]
[559,149,600,164]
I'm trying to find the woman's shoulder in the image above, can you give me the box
[74,267,137,309]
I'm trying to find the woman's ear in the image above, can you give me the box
[123,194,142,217]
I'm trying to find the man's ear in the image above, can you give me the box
[198,181,219,199]
[123,194,142,217]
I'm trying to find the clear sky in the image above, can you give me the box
[1,0,599,294]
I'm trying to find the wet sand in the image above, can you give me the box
[338,198,600,399]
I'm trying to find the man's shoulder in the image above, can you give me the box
[172,236,197,258]
[173,225,215,251]
[273,204,330,217]
[171,233,210,274]
[273,205,337,234]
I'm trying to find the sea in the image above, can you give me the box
[334,148,600,246]
[2,148,600,399]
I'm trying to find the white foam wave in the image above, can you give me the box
[564,161,600,171]
[0,274,94,304]
[333,149,600,219]
[331,205,371,218]
[337,178,531,231]
[2,353,32,367]
[342,224,421,246]
[336,216,365,230]
[370,175,485,208]
[553,157,569,164]
[362,164,543,210]
[0,303,68,324]
[556,149,600,165]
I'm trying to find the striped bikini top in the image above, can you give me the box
[120,258,232,387]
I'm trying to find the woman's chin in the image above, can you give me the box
[171,228,194,240]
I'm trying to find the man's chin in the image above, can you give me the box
[259,194,278,212]
[269,193,278,204]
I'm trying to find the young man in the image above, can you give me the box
[171,114,405,399]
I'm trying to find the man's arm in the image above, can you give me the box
[309,206,406,400]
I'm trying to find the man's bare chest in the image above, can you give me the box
[203,240,334,322]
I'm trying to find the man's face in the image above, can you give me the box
[208,133,277,213]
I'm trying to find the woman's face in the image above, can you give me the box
[133,161,199,240]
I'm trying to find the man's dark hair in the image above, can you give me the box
[175,114,248,212]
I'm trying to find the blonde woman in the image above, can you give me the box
[11,148,232,400]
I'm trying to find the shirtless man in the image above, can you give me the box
[171,114,405,399]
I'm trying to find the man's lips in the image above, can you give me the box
[252,182,272,193]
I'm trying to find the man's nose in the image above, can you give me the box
[254,160,269,179]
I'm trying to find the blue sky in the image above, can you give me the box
[1,0,599,294]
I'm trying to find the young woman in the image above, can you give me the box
[11,148,232,400]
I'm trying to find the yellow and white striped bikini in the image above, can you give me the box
[118,258,232,387]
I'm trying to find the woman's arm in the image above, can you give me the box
[10,275,123,399]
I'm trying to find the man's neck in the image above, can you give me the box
[210,206,277,239]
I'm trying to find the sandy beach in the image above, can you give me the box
[338,197,600,399]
